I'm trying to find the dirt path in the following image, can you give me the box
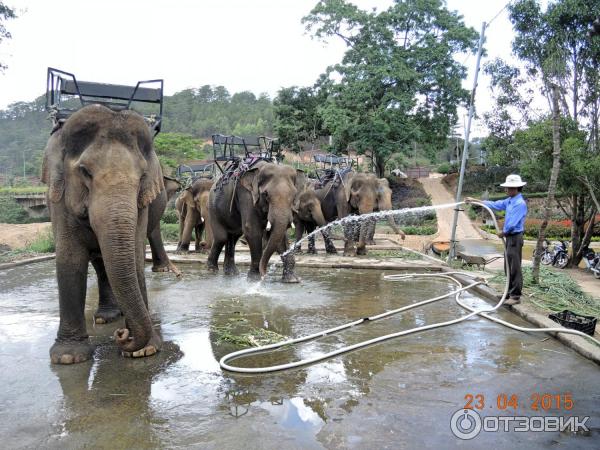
[0,223,51,250]
[419,174,485,241]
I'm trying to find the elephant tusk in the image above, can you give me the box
[266,221,272,231]
[201,216,205,223]
[291,222,295,229]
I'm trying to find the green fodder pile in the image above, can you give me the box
[211,321,288,348]
[492,267,600,318]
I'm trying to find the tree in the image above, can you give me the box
[0,1,16,73]
[485,0,600,273]
[273,85,329,151]
[303,0,479,177]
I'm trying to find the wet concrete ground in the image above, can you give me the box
[0,261,598,449]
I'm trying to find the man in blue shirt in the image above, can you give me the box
[466,174,528,305]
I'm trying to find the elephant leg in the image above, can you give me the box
[50,235,95,365]
[245,232,263,281]
[294,219,305,253]
[207,226,227,273]
[322,228,337,254]
[177,208,198,253]
[279,234,300,283]
[148,225,181,276]
[91,256,122,324]
[306,224,317,254]
[343,222,356,256]
[176,207,186,252]
[223,234,240,276]
[366,218,377,245]
[357,220,369,255]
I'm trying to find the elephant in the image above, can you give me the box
[314,171,403,256]
[364,178,406,245]
[207,160,305,282]
[292,181,336,254]
[42,104,165,364]
[175,178,213,253]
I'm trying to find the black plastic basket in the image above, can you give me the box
[548,310,597,336]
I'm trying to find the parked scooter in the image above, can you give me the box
[540,240,570,269]
[582,246,600,279]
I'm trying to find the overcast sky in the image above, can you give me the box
[1,0,520,137]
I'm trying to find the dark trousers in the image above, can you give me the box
[505,233,523,298]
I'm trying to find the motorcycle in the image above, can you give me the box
[582,246,600,279]
[540,240,570,269]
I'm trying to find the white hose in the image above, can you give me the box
[219,202,600,373]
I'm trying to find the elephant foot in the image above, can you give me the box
[282,273,301,283]
[356,246,367,256]
[207,262,219,273]
[307,248,317,255]
[151,264,170,272]
[224,265,239,276]
[50,339,95,365]
[247,270,261,281]
[94,306,122,324]
[343,247,356,257]
[325,246,338,254]
[116,329,161,358]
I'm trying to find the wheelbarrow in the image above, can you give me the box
[456,251,503,270]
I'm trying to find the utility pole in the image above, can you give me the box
[449,21,486,260]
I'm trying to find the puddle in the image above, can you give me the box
[0,261,598,449]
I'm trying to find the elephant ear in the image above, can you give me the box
[343,172,355,203]
[41,132,66,203]
[240,168,260,205]
[138,151,165,209]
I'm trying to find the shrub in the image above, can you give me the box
[437,163,451,174]
[160,222,180,242]
[0,195,30,224]
[162,208,179,224]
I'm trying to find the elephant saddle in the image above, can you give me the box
[215,155,267,191]
[315,167,353,190]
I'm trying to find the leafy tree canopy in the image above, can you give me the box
[301,0,479,176]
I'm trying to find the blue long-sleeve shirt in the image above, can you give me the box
[483,194,527,234]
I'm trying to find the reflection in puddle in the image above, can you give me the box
[257,397,325,439]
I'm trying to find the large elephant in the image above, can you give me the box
[207,161,304,282]
[42,104,164,364]
[175,178,213,253]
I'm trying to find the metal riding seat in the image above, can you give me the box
[46,67,164,136]
[211,134,281,175]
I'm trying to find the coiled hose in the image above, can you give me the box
[219,201,600,373]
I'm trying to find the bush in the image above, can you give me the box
[0,195,30,224]
[160,222,180,242]
[162,208,179,224]
[401,225,437,235]
[437,163,451,174]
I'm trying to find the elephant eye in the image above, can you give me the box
[79,164,93,179]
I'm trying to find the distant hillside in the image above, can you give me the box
[0,85,274,181]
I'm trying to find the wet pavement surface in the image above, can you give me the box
[0,261,598,449]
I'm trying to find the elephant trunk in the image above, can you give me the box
[259,208,291,277]
[93,199,153,353]
[387,214,402,234]
[313,207,327,228]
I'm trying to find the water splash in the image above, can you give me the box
[282,202,460,257]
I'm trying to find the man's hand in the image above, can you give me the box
[498,231,505,239]
[464,197,477,204]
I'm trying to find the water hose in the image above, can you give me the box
[219,202,600,373]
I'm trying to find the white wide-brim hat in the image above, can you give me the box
[500,174,527,188]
